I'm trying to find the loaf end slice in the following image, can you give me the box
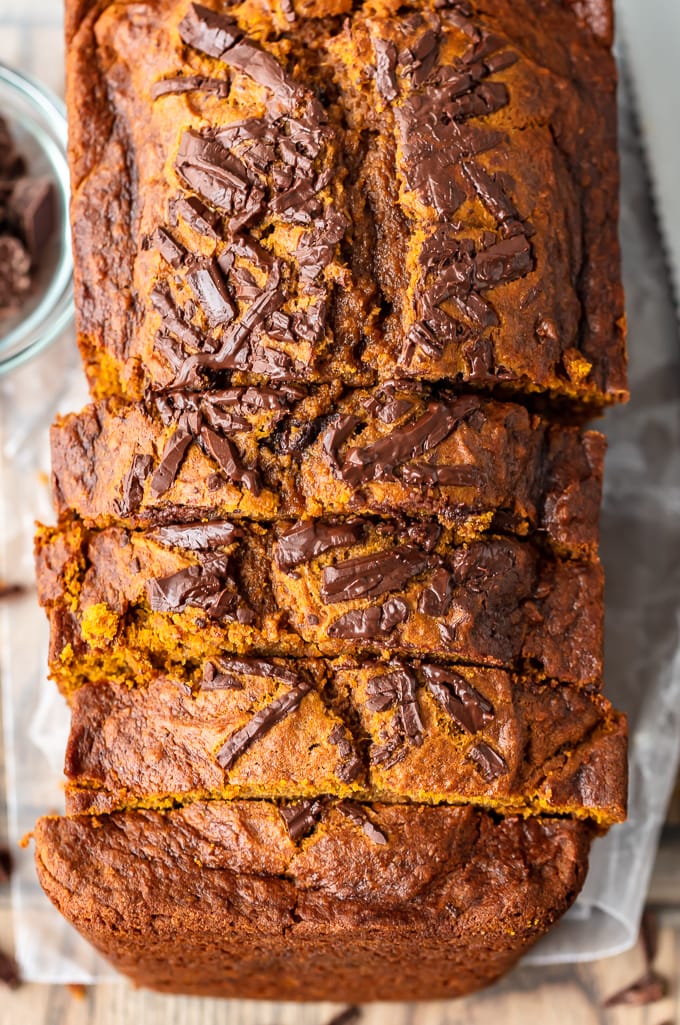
[34,801,593,1000]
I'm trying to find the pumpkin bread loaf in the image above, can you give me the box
[33,0,627,1000]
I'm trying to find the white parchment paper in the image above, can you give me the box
[1,49,679,983]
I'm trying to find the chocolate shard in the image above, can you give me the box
[214,657,300,685]
[147,226,186,268]
[421,664,494,733]
[0,947,21,989]
[114,454,154,517]
[150,521,241,550]
[149,425,195,498]
[322,415,361,469]
[373,38,398,101]
[379,598,410,631]
[328,724,363,783]
[178,4,243,60]
[320,545,434,604]
[603,972,668,1008]
[400,28,440,86]
[468,741,507,781]
[151,75,229,100]
[367,667,424,747]
[473,234,532,287]
[340,397,477,486]
[417,566,454,616]
[336,801,388,845]
[461,159,520,227]
[146,555,242,621]
[150,285,204,350]
[275,520,365,571]
[327,597,410,640]
[280,798,325,842]
[169,195,221,238]
[216,680,312,771]
[176,131,252,216]
[187,259,236,326]
[201,660,245,690]
[199,425,261,494]
[327,607,383,640]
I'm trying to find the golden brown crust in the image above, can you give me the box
[63,664,627,824]
[34,802,593,1000]
[36,517,604,688]
[50,387,606,554]
[35,0,627,997]
[64,0,626,405]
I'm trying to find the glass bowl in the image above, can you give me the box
[0,63,73,375]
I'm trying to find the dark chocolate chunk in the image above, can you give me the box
[178,4,242,59]
[149,425,195,498]
[176,131,252,216]
[9,177,55,260]
[199,425,261,493]
[473,233,532,286]
[461,159,519,227]
[275,520,365,571]
[169,195,221,238]
[373,38,398,101]
[212,657,300,685]
[327,607,382,640]
[379,597,410,631]
[230,233,275,271]
[146,554,245,621]
[401,306,463,365]
[114,454,154,517]
[187,259,236,325]
[150,285,204,350]
[147,226,186,268]
[151,75,229,99]
[321,545,433,604]
[422,664,494,733]
[603,972,667,1008]
[417,566,454,616]
[399,29,440,86]
[340,397,477,486]
[222,42,299,107]
[280,798,325,842]
[0,947,20,989]
[328,724,363,782]
[468,741,507,781]
[321,415,361,469]
[366,666,424,747]
[336,801,387,845]
[216,680,312,770]
[150,521,241,550]
[201,660,245,690]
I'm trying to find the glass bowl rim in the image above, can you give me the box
[0,62,74,376]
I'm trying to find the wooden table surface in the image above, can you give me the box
[0,3,678,1023]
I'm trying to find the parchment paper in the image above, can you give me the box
[1,64,679,983]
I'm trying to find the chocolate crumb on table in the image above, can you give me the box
[0,948,21,990]
[0,846,12,884]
